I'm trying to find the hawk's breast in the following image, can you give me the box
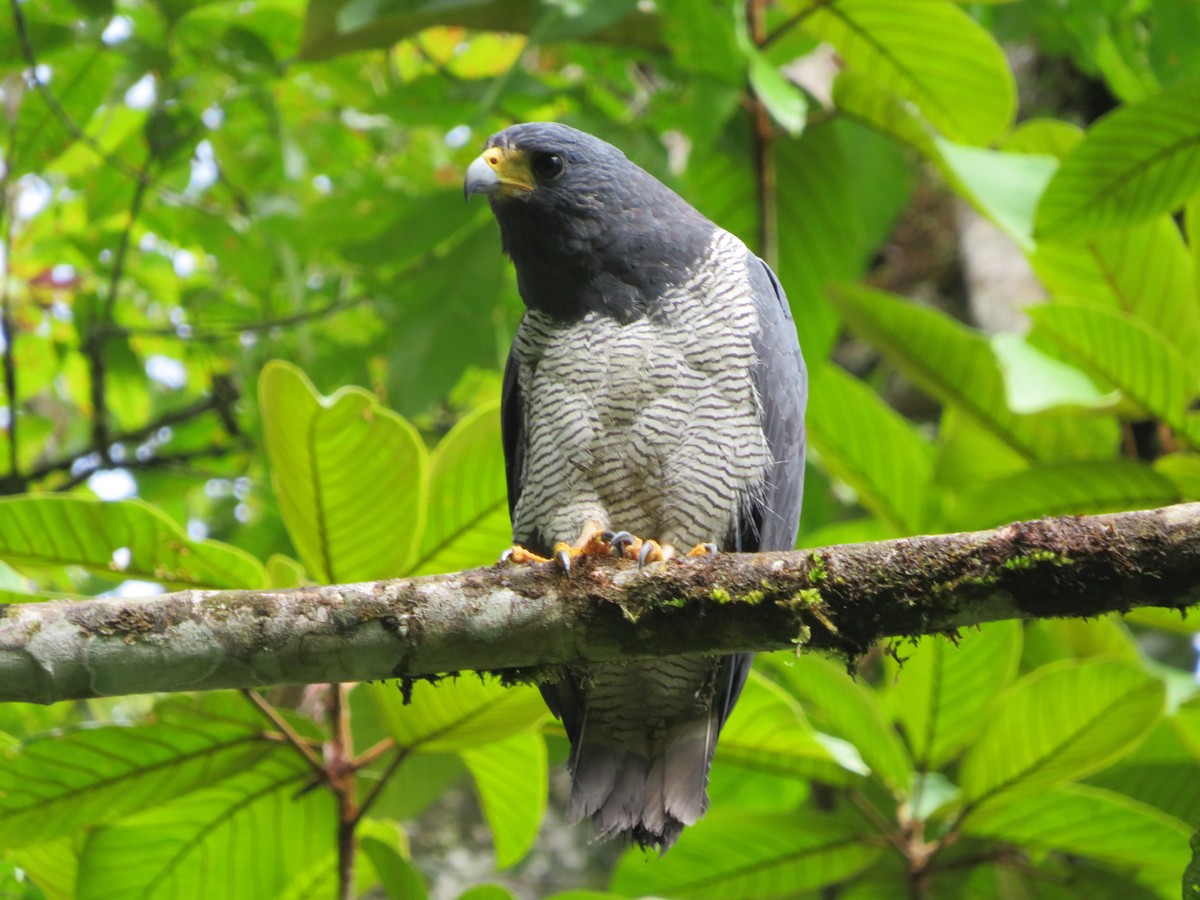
[510,231,771,552]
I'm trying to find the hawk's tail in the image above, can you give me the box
[566,713,717,853]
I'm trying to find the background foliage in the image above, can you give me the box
[2,0,1200,897]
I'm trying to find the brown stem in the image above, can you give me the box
[328,684,358,900]
[0,122,18,480]
[747,0,778,268]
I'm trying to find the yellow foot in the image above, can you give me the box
[500,545,552,565]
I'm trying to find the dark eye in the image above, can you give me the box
[531,152,564,180]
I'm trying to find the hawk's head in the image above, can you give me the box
[465,122,714,321]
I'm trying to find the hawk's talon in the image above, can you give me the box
[688,542,719,557]
[607,531,638,559]
[637,540,665,567]
[555,544,573,576]
[500,548,514,563]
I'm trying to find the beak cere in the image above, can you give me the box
[464,146,535,200]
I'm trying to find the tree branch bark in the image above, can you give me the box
[2,504,1198,705]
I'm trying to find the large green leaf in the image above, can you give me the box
[75,748,337,900]
[0,496,264,590]
[964,784,1191,886]
[368,678,546,754]
[259,361,428,583]
[807,364,933,534]
[609,810,880,899]
[410,401,510,577]
[1156,451,1200,499]
[884,621,1022,771]
[1031,302,1200,444]
[1035,79,1200,238]
[460,730,547,869]
[10,837,78,900]
[717,673,869,787]
[991,333,1115,414]
[764,654,912,793]
[947,460,1180,530]
[959,659,1165,808]
[360,833,427,900]
[774,121,901,359]
[1031,216,1200,356]
[798,0,1014,143]
[0,700,275,848]
[1087,717,1200,826]
[933,139,1058,249]
[830,285,1115,462]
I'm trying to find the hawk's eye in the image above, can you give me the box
[530,152,564,180]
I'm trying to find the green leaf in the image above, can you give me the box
[1035,79,1200,238]
[736,17,806,135]
[717,673,869,787]
[965,784,1191,883]
[933,139,1058,249]
[774,121,889,358]
[947,460,1180,530]
[807,364,933,533]
[764,654,912,793]
[0,496,264,590]
[10,837,78,900]
[1030,616,1141,664]
[457,887,517,900]
[884,621,1023,771]
[1156,452,1200,499]
[361,834,427,900]
[1087,716,1200,826]
[1030,216,1200,357]
[368,678,547,754]
[832,70,938,159]
[1030,302,1200,444]
[657,0,742,82]
[959,659,1165,808]
[609,810,880,898]
[75,748,337,900]
[410,401,510,576]
[460,730,547,870]
[1188,825,1200,900]
[830,285,1116,462]
[298,0,659,60]
[799,0,1015,143]
[992,333,1115,414]
[0,706,275,847]
[259,360,428,583]
[932,406,1028,492]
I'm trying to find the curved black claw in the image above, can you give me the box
[606,531,637,559]
[637,540,662,568]
[556,546,573,577]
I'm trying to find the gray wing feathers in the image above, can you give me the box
[746,255,808,553]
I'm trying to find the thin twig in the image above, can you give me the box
[241,688,328,778]
[353,745,410,827]
[0,91,19,479]
[352,736,399,770]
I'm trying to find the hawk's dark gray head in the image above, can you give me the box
[465,122,715,322]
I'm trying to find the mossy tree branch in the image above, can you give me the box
[1,503,1198,705]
